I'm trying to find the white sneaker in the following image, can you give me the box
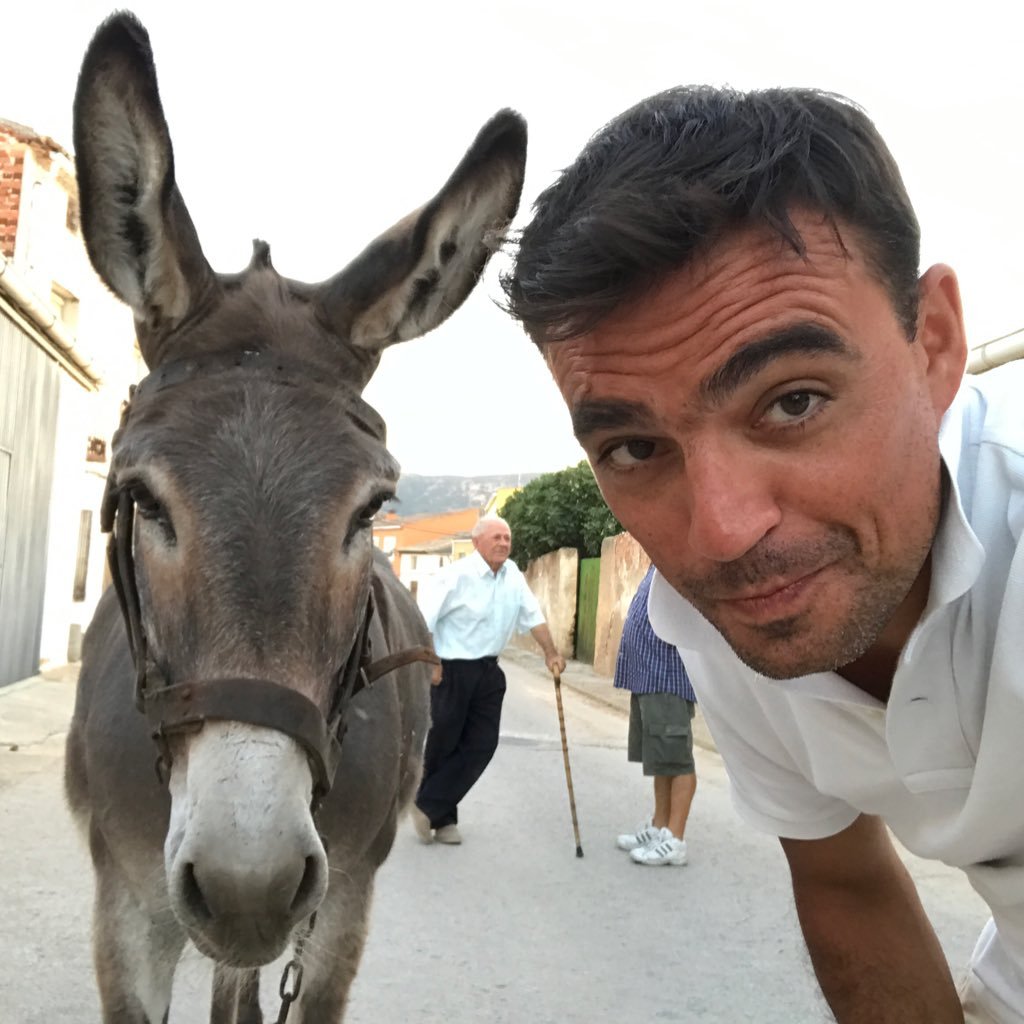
[630,829,688,866]
[411,805,433,844]
[434,824,462,845]
[616,823,660,851]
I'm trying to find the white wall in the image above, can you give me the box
[15,144,141,667]
[398,553,448,594]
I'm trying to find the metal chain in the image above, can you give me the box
[274,914,316,1023]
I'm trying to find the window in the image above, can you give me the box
[51,283,80,337]
[86,437,106,463]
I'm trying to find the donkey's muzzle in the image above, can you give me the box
[164,720,329,966]
[178,849,325,966]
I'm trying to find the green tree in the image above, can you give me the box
[498,461,621,565]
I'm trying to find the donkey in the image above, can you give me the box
[63,12,526,1023]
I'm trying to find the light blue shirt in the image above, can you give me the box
[419,551,545,659]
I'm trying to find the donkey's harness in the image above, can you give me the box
[101,349,439,811]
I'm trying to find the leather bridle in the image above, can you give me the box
[100,350,439,809]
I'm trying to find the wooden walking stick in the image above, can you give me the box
[552,668,584,857]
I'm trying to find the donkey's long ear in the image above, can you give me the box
[316,110,527,354]
[73,13,215,364]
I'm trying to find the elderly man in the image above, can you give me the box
[412,516,566,845]
[502,87,1024,1022]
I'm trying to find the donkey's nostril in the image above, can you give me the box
[290,855,324,915]
[181,862,212,922]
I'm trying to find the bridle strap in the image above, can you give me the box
[325,589,376,734]
[365,647,439,684]
[143,640,442,800]
[99,356,440,804]
[145,679,343,798]
[104,487,152,709]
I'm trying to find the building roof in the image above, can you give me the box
[0,118,69,160]
[398,532,473,556]
[373,507,479,528]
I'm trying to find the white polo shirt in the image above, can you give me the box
[649,362,1024,1020]
[418,552,545,660]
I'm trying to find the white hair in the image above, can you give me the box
[472,515,509,539]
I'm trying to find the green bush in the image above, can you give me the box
[498,461,621,566]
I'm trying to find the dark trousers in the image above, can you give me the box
[416,657,506,829]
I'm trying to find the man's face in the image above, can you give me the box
[474,521,512,572]
[546,213,966,679]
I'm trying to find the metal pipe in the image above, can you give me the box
[967,329,1024,375]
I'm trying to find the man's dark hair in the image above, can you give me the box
[502,86,920,343]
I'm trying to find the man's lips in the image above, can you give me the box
[716,567,827,619]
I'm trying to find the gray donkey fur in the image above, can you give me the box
[64,12,526,1023]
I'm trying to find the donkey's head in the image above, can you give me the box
[76,12,525,966]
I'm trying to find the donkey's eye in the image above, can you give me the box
[344,491,393,549]
[357,492,392,526]
[127,483,176,543]
[129,482,164,519]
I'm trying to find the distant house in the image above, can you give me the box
[371,507,480,595]
[395,532,475,598]
[483,485,520,517]
[371,510,403,562]
[0,117,140,685]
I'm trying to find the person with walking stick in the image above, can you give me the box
[412,516,566,845]
[615,565,697,867]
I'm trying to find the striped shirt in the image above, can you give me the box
[614,566,696,700]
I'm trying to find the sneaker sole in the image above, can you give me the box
[411,808,433,844]
[631,854,688,866]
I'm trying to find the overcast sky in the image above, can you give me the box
[3,1,1021,475]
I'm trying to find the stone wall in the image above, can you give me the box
[506,534,653,674]
[592,533,651,677]
[509,547,578,658]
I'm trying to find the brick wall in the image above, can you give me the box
[0,137,25,260]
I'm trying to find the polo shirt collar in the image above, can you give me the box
[928,392,986,615]
[469,550,506,579]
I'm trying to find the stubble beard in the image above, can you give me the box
[676,520,938,681]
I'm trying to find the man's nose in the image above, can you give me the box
[685,445,781,563]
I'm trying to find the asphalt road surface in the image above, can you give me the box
[0,656,990,1023]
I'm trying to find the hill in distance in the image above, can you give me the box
[383,473,541,518]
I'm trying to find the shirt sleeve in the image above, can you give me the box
[694,676,860,841]
[514,575,546,634]
[417,568,454,635]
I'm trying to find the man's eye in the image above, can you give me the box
[762,390,826,426]
[605,439,656,468]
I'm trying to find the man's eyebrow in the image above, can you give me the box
[701,324,858,404]
[571,399,655,440]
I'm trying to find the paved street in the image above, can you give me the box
[1,654,990,1023]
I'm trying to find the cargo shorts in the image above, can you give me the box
[627,692,696,777]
